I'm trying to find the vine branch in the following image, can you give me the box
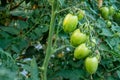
[41,0,57,80]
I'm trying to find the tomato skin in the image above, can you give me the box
[106,20,112,28]
[63,14,78,33]
[77,10,85,20]
[109,6,115,16]
[70,29,87,46]
[85,56,98,74]
[100,7,109,19]
[113,12,120,24]
[74,43,90,59]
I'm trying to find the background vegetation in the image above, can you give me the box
[0,0,120,80]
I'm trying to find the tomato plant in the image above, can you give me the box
[1,0,120,80]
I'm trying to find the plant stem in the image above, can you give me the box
[90,74,93,80]
[41,0,56,80]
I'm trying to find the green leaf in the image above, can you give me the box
[0,48,13,60]
[111,25,120,32]
[30,57,39,80]
[11,45,20,53]
[17,20,28,29]
[58,0,65,7]
[0,68,16,80]
[100,28,113,37]
[1,27,19,35]
[117,70,120,78]
[55,69,85,80]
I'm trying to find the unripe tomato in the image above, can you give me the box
[70,29,87,46]
[113,12,120,24]
[100,6,109,19]
[106,20,112,28]
[117,12,120,18]
[113,32,120,37]
[74,43,90,59]
[109,6,115,16]
[63,14,78,33]
[85,56,98,74]
[77,10,85,20]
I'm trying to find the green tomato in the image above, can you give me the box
[77,10,85,20]
[70,29,87,46]
[85,56,98,74]
[100,6,109,19]
[74,43,90,59]
[115,12,120,19]
[113,32,120,37]
[106,20,112,28]
[63,14,78,33]
[109,6,115,16]
[113,12,120,24]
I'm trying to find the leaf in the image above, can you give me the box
[10,10,26,17]
[11,45,20,53]
[58,0,65,7]
[25,0,30,4]
[17,20,28,29]
[117,70,120,78]
[30,57,39,80]
[0,48,13,60]
[99,43,110,51]
[96,19,106,28]
[111,25,120,32]
[0,27,19,35]
[100,28,113,37]
[0,31,10,38]
[55,69,85,80]
[0,68,16,80]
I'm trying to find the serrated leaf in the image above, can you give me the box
[0,31,10,38]
[96,19,106,28]
[117,70,120,78]
[100,28,113,37]
[17,20,28,29]
[0,39,12,49]
[11,45,20,53]
[111,25,120,32]
[0,48,13,61]
[0,27,19,35]
[30,57,39,80]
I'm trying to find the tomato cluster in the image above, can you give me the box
[100,5,120,26]
[62,13,100,74]
[100,6,115,20]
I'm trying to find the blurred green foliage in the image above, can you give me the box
[0,0,120,80]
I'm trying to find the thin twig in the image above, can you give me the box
[10,0,25,11]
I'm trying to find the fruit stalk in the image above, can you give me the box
[41,0,56,80]
[98,0,103,8]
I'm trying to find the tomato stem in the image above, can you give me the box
[41,0,56,80]
[90,74,93,80]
